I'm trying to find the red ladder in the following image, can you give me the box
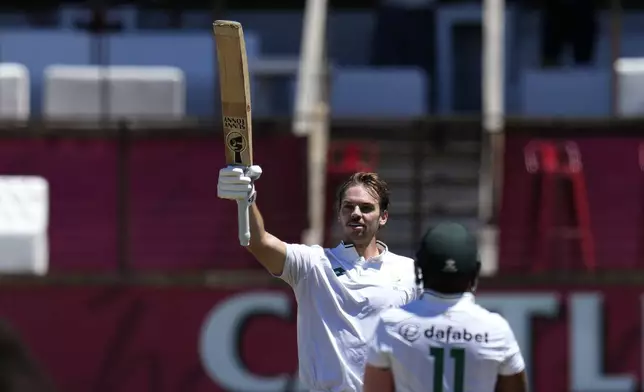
[524,140,595,272]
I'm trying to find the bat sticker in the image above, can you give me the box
[225,131,247,164]
[223,116,247,131]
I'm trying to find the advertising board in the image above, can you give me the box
[0,284,641,392]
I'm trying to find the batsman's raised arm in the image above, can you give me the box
[246,203,287,274]
[217,165,287,275]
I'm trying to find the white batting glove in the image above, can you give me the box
[217,165,262,204]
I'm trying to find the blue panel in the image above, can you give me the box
[330,67,429,118]
[521,69,611,117]
[107,32,260,118]
[0,30,92,114]
[0,30,260,118]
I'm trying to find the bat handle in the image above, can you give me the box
[237,199,251,246]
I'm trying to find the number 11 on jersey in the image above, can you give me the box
[430,347,465,392]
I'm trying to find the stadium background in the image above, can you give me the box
[0,0,642,391]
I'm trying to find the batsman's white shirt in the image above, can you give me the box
[367,291,525,392]
[278,241,419,392]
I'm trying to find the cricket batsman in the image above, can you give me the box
[217,168,420,392]
[363,222,528,392]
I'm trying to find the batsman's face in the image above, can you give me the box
[338,185,388,245]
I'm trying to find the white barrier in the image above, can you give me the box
[43,65,185,120]
[615,58,644,117]
[0,176,49,275]
[0,63,30,121]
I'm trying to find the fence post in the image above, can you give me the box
[116,121,130,275]
[411,119,426,248]
[610,0,622,116]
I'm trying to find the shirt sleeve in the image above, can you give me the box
[366,320,392,369]
[275,243,318,287]
[499,321,526,376]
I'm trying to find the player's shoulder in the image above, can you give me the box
[287,242,327,256]
[379,300,423,325]
[382,249,416,280]
[463,303,519,349]
[382,248,415,270]
[285,243,330,268]
[383,248,414,262]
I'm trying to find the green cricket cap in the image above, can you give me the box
[415,222,480,275]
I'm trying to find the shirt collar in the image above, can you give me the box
[421,290,474,305]
[333,240,388,266]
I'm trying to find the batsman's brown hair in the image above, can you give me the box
[336,172,390,213]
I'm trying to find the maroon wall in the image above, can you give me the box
[0,133,307,272]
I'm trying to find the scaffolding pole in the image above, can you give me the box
[478,0,505,276]
[293,0,330,246]
[480,0,505,223]
[610,0,622,116]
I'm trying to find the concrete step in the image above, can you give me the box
[377,160,480,184]
[375,159,416,180]
[388,186,480,214]
[378,153,480,170]
[388,203,479,217]
[379,217,415,243]
[377,146,480,162]
[424,156,480,177]
[381,215,482,243]
[439,140,481,155]
[376,140,419,154]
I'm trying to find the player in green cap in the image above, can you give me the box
[362,222,528,392]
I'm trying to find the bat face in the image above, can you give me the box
[213,20,255,247]
[213,20,254,167]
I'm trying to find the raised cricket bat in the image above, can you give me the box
[213,20,254,246]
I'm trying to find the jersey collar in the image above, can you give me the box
[333,240,388,266]
[421,290,474,305]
